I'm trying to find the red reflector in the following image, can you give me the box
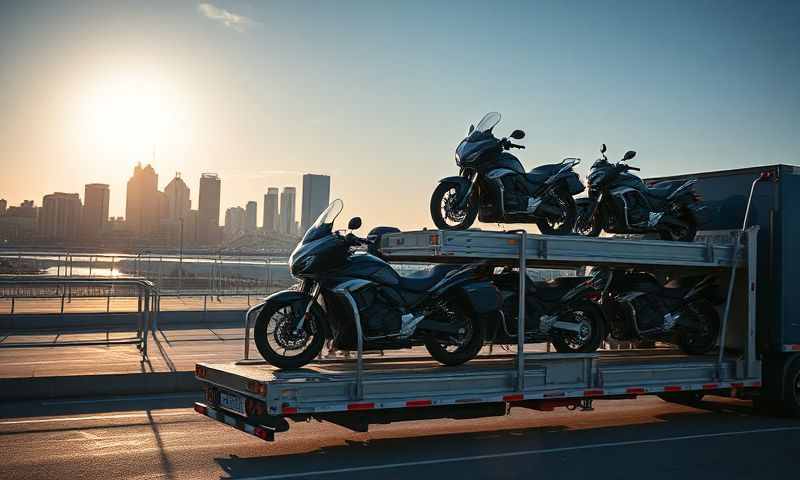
[702,384,719,390]
[663,386,682,392]
[584,389,604,397]
[194,404,208,415]
[790,345,800,351]
[195,365,207,378]
[429,234,440,246]
[731,382,744,388]
[406,399,432,407]
[253,427,272,440]
[503,394,524,402]
[626,387,646,394]
[281,406,297,414]
[247,381,266,396]
[347,402,375,410]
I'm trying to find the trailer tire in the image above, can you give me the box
[779,356,800,417]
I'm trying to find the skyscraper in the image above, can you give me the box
[82,183,109,240]
[125,164,159,235]
[263,188,279,233]
[198,173,221,245]
[245,201,258,233]
[279,187,296,235]
[39,192,82,241]
[300,174,331,233]
[0,199,7,216]
[224,206,246,239]
[164,174,191,222]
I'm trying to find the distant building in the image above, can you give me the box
[279,187,297,235]
[224,206,246,239]
[185,209,200,245]
[81,183,109,240]
[0,200,37,242]
[7,200,37,218]
[198,173,221,245]
[0,199,6,216]
[164,174,191,222]
[263,188,279,233]
[39,192,82,241]
[125,164,160,235]
[300,174,331,233]
[245,201,258,233]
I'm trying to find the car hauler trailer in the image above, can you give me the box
[193,164,799,442]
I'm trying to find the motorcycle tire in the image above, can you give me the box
[430,182,478,230]
[424,301,484,366]
[659,213,698,242]
[536,188,577,235]
[551,300,607,353]
[574,199,604,237]
[254,298,326,369]
[677,300,720,355]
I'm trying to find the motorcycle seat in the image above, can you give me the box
[645,180,684,199]
[530,276,590,302]
[397,264,459,292]
[525,163,561,185]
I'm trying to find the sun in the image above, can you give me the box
[78,70,189,153]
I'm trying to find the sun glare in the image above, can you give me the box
[78,71,190,154]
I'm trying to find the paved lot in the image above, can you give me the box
[0,393,798,480]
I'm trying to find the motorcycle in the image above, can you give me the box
[490,269,606,353]
[574,144,706,241]
[592,268,721,355]
[253,199,502,369]
[430,112,585,234]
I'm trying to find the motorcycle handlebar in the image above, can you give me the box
[627,166,641,171]
[502,139,525,149]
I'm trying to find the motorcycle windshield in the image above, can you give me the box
[301,199,343,243]
[465,112,501,142]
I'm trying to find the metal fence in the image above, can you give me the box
[0,277,156,357]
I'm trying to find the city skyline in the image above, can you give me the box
[1,1,798,232]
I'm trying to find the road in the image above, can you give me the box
[1,393,798,480]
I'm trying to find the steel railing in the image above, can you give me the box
[0,277,157,357]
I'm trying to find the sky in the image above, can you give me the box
[1,0,798,231]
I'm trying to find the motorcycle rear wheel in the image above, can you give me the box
[424,301,484,366]
[551,300,607,353]
[536,188,577,235]
[677,300,719,355]
[430,183,478,230]
[659,213,698,242]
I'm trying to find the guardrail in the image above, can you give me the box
[0,277,157,357]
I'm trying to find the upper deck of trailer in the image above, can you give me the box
[378,229,745,269]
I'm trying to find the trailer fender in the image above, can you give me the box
[258,290,332,339]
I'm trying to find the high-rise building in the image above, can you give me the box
[81,183,109,240]
[279,187,297,235]
[125,164,160,235]
[300,174,331,233]
[245,201,258,233]
[0,200,37,242]
[224,206,246,239]
[263,188,279,233]
[164,174,191,222]
[39,192,82,241]
[0,199,6,216]
[198,173,221,245]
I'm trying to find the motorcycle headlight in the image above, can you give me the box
[588,171,606,186]
[292,255,316,275]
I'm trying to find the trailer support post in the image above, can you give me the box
[517,230,527,393]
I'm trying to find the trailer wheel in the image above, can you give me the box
[780,356,800,417]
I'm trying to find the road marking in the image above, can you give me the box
[237,426,800,479]
[41,393,201,405]
[0,410,192,425]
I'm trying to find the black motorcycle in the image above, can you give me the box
[431,112,585,234]
[575,145,706,241]
[490,269,606,353]
[592,269,721,355]
[253,200,501,369]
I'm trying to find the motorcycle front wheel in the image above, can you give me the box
[536,188,577,235]
[574,199,603,237]
[430,182,478,230]
[254,298,325,369]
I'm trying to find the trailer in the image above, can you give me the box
[193,164,800,442]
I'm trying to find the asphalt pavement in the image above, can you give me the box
[1,392,798,480]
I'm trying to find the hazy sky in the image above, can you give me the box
[1,0,798,231]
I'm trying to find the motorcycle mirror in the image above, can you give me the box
[622,150,637,161]
[600,144,607,154]
[468,124,475,134]
[348,217,362,230]
[510,129,525,140]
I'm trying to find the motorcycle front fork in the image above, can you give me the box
[456,172,479,209]
[292,284,320,335]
